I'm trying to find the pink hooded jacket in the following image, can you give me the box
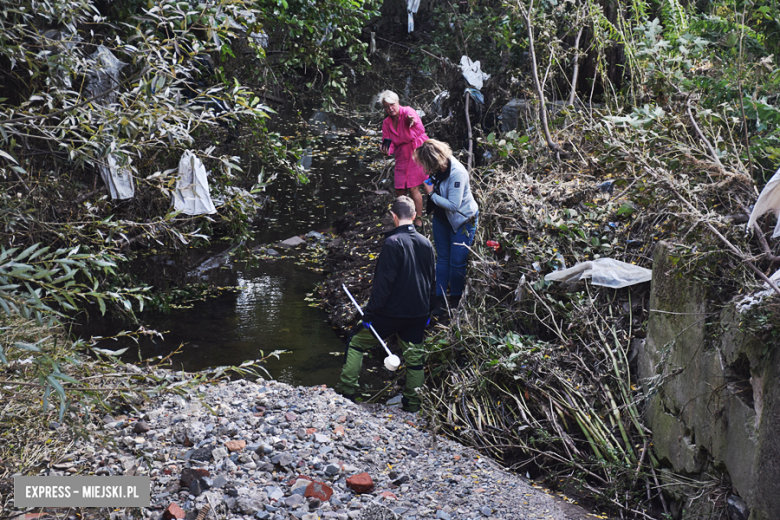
[382,105,429,189]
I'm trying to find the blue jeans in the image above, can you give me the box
[432,214,477,297]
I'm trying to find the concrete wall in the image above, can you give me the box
[638,241,780,520]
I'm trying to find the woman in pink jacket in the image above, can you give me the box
[378,90,429,228]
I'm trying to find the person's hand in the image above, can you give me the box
[423,179,434,195]
[407,114,416,128]
[362,320,373,330]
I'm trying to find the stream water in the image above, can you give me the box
[87,107,389,388]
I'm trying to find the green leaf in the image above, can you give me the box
[47,375,66,399]
[14,341,41,352]
[91,347,128,357]
[617,204,635,216]
[50,372,79,384]
[43,382,50,413]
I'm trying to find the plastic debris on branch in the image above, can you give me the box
[86,46,126,104]
[544,258,652,289]
[737,267,780,313]
[460,56,491,90]
[98,154,135,200]
[747,166,780,238]
[173,151,217,215]
[407,0,421,32]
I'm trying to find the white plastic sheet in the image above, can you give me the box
[173,151,217,215]
[98,154,135,200]
[86,46,126,104]
[407,0,421,32]
[747,166,780,238]
[736,267,780,313]
[460,56,491,90]
[544,258,652,289]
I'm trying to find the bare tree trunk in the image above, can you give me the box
[567,27,584,106]
[517,0,562,152]
[465,91,474,170]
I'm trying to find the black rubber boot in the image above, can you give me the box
[431,295,446,317]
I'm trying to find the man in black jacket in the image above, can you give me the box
[339,196,436,412]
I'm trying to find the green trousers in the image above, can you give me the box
[339,326,427,411]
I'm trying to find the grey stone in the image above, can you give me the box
[189,477,210,496]
[212,447,229,462]
[266,487,284,501]
[324,464,340,476]
[357,503,397,520]
[190,446,212,462]
[435,511,451,520]
[133,421,151,434]
[480,506,492,516]
[236,493,267,514]
[285,494,305,507]
[279,236,306,248]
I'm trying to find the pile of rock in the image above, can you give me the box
[32,377,569,520]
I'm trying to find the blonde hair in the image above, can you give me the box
[376,90,399,106]
[413,139,452,174]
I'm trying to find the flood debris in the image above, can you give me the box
[173,151,217,215]
[544,258,652,289]
[747,166,780,238]
[99,154,135,200]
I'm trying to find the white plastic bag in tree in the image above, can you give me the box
[460,56,491,90]
[407,0,421,32]
[544,258,652,289]
[86,46,126,104]
[747,166,780,238]
[99,154,135,200]
[173,151,217,215]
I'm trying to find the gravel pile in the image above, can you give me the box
[36,377,573,520]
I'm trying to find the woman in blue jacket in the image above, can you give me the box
[414,139,479,313]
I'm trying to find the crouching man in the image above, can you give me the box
[339,196,436,412]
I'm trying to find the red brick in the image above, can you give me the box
[304,481,333,502]
[225,440,246,452]
[334,425,345,437]
[380,491,398,500]
[306,428,317,435]
[162,503,186,520]
[346,472,374,494]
